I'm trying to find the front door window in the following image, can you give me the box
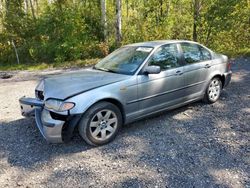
[148,44,180,70]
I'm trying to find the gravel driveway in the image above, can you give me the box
[0,58,249,188]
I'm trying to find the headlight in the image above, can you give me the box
[45,99,75,112]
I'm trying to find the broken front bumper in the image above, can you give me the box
[19,97,65,143]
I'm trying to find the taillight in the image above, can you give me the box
[227,61,232,71]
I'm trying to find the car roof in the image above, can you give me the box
[125,40,199,48]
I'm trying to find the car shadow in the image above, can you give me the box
[100,92,249,187]
[0,118,92,169]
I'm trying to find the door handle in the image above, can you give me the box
[175,70,183,76]
[204,64,211,68]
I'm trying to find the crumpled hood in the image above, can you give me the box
[43,69,130,100]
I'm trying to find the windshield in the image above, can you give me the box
[94,46,153,75]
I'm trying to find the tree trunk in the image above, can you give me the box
[29,0,36,20]
[0,0,4,31]
[24,0,29,14]
[160,0,163,18]
[101,0,107,42]
[12,40,20,64]
[116,0,122,46]
[126,0,128,19]
[205,26,212,45]
[192,0,201,41]
[34,0,38,14]
[0,0,4,13]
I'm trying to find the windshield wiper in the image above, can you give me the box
[93,66,117,73]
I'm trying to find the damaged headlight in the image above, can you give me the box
[35,80,45,100]
[45,99,75,112]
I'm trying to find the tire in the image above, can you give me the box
[203,77,222,104]
[78,101,122,146]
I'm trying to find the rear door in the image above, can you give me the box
[180,43,213,98]
[137,43,186,115]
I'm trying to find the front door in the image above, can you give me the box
[137,43,186,115]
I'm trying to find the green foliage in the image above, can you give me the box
[0,1,104,65]
[32,4,98,62]
[0,0,249,69]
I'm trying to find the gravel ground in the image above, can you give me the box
[0,57,249,188]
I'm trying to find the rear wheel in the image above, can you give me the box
[78,102,122,146]
[203,77,222,103]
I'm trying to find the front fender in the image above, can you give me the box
[68,90,125,115]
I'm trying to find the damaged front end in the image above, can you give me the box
[19,81,81,143]
[19,97,65,143]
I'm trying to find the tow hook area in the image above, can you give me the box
[19,97,44,117]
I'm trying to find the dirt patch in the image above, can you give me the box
[0,72,13,79]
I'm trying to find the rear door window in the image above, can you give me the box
[181,43,212,64]
[199,46,212,61]
[181,43,203,64]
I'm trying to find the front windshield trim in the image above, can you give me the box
[94,46,154,75]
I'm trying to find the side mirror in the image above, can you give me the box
[144,65,161,74]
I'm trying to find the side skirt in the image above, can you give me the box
[125,96,203,124]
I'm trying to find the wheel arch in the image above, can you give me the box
[211,74,225,88]
[86,98,126,125]
[63,97,125,142]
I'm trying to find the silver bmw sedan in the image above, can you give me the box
[19,40,232,146]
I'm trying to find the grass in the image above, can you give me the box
[0,58,100,71]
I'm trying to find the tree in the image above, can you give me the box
[101,0,107,42]
[192,0,202,41]
[115,0,122,46]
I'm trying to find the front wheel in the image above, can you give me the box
[78,102,122,146]
[203,77,222,103]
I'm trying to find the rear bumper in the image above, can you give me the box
[223,71,232,88]
[19,97,65,143]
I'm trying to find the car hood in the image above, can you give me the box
[43,69,130,100]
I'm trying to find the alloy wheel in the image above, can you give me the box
[89,109,118,141]
[208,79,221,101]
